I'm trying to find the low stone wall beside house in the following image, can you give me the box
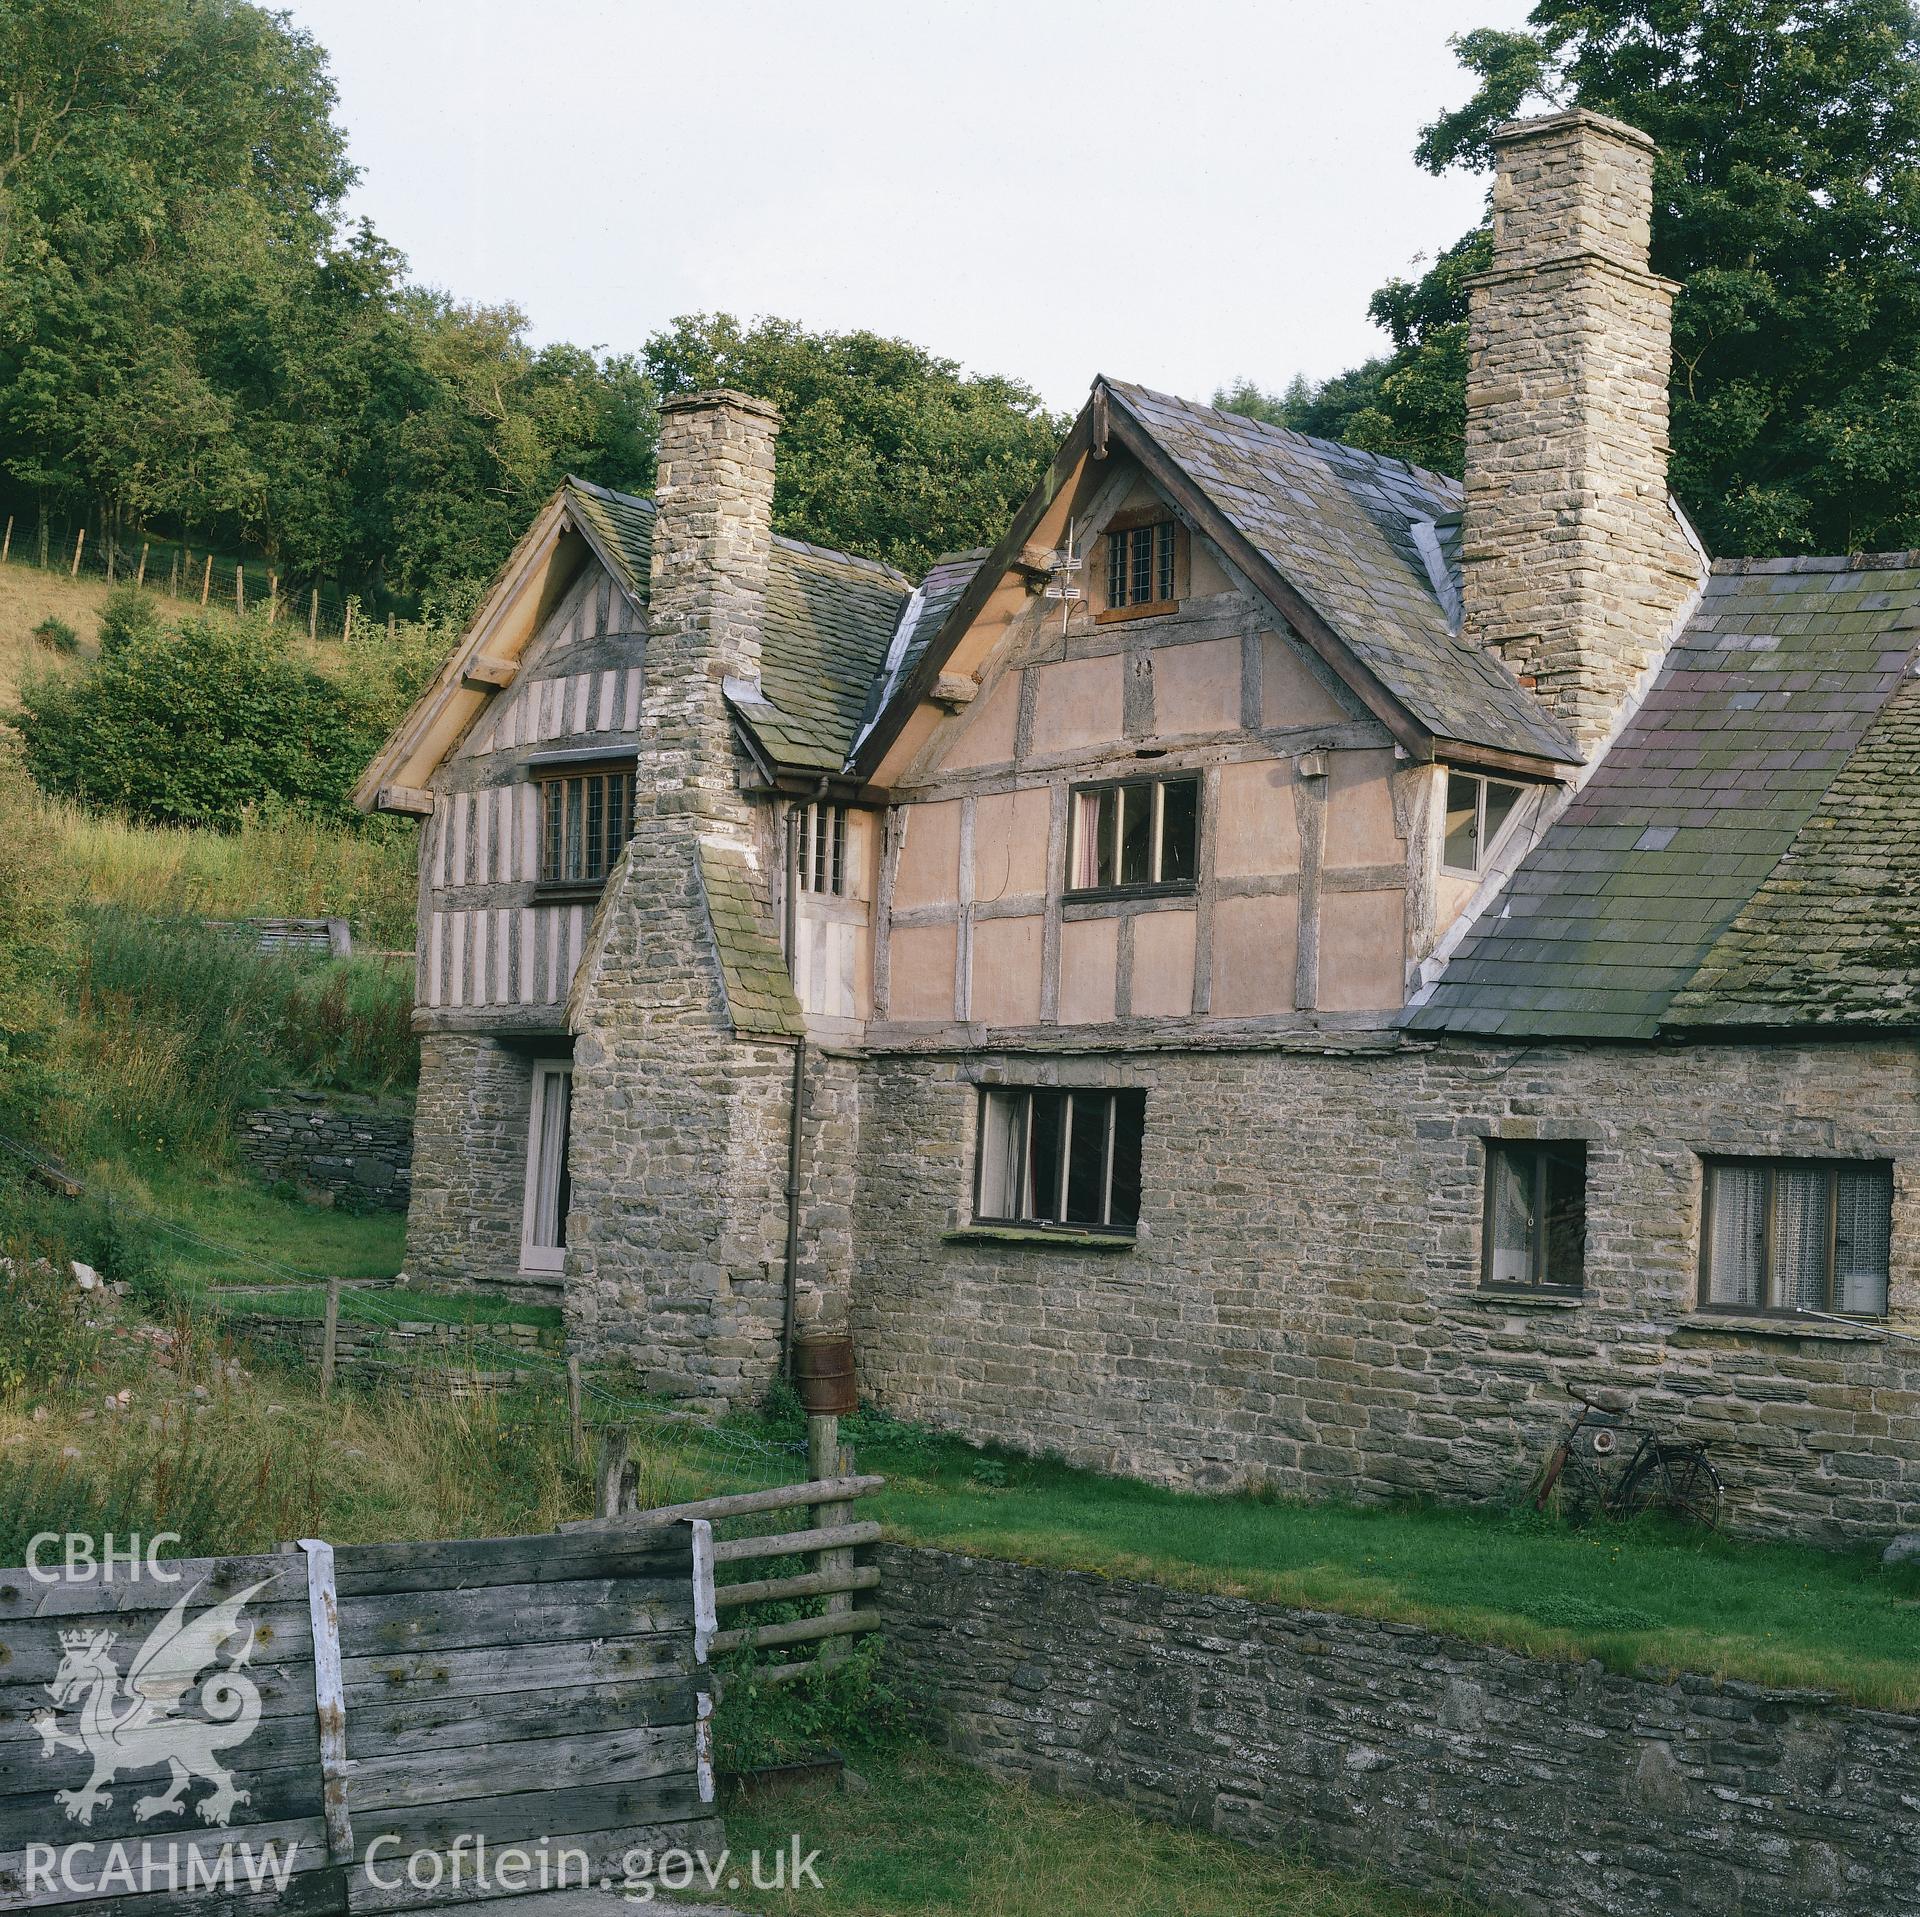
[229,1304,560,1391]
[236,1092,413,1211]
[876,1543,1918,1917]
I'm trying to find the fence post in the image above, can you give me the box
[320,1276,341,1401]
[387,612,395,643]
[169,553,180,597]
[808,1414,854,1670]
[70,528,84,577]
[37,515,47,568]
[136,542,148,588]
[268,572,278,623]
[567,1355,584,1467]
[235,563,245,617]
[105,539,115,584]
[200,554,212,606]
[1,516,11,566]
[309,588,319,641]
[342,596,355,644]
[595,1426,630,1520]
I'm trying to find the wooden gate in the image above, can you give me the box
[0,1524,719,1914]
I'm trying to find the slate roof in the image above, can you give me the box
[697,840,804,1038]
[848,548,990,756]
[1103,382,1581,765]
[564,479,911,774]
[1408,556,1920,1040]
[1667,671,1920,1029]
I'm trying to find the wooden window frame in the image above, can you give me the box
[973,1086,1146,1236]
[1065,774,1201,903]
[1096,514,1186,624]
[532,760,635,901]
[1480,1140,1587,1294]
[796,801,847,897]
[1440,769,1525,879]
[519,1060,574,1274]
[1697,1155,1893,1320]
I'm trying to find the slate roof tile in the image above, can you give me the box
[1103,381,1580,764]
[1408,558,1920,1040]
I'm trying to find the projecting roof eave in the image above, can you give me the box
[848,380,1579,785]
[351,484,608,813]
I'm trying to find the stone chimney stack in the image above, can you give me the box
[1461,109,1700,752]
[644,388,780,809]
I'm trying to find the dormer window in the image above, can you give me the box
[1099,518,1180,620]
[1442,771,1523,877]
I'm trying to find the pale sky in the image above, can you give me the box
[287,0,1539,413]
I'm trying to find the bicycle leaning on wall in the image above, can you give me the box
[1532,1385,1723,1528]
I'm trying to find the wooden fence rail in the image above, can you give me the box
[570,1460,887,1684]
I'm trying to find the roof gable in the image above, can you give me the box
[1407,555,1920,1039]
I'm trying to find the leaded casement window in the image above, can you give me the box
[535,765,634,890]
[975,1087,1147,1235]
[1482,1141,1587,1292]
[1700,1158,1893,1318]
[796,801,847,896]
[1067,776,1200,897]
[1104,520,1177,613]
[1442,770,1523,876]
[520,1061,573,1273]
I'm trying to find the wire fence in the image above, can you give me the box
[0,1128,808,1484]
[0,504,385,645]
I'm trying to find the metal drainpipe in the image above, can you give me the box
[781,793,810,1378]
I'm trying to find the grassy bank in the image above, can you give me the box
[834,1416,1920,1709]
[719,1744,1457,1917]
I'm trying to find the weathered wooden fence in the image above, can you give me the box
[0,1525,719,1914]
[574,1464,885,1685]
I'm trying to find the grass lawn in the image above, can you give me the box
[830,1418,1920,1708]
[150,1174,409,1283]
[715,1744,1459,1917]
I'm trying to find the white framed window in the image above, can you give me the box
[975,1087,1146,1234]
[1067,776,1199,896]
[1441,770,1524,876]
[520,1061,574,1273]
[796,801,847,896]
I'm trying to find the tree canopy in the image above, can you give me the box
[1221,1,1920,556]
[0,2,1067,603]
[642,314,1065,576]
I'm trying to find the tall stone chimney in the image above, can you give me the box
[1461,109,1701,752]
[644,387,780,813]
[566,383,801,1408]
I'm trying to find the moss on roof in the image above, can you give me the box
[697,838,803,1039]
[1409,556,1920,1040]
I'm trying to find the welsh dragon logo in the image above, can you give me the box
[32,1577,273,1828]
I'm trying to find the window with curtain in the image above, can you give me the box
[1700,1158,1892,1317]
[1483,1141,1587,1291]
[521,1062,573,1272]
[536,767,633,889]
[975,1088,1146,1235]
[1067,777,1199,897]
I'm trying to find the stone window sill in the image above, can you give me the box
[1672,1312,1886,1344]
[944,1226,1136,1252]
[1460,1288,1583,1311]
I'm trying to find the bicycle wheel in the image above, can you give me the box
[1617,1445,1722,1529]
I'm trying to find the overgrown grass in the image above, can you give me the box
[48,799,417,950]
[719,1744,1460,1917]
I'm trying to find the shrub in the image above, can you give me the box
[0,1241,102,1402]
[32,616,77,653]
[97,586,162,655]
[16,615,396,826]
